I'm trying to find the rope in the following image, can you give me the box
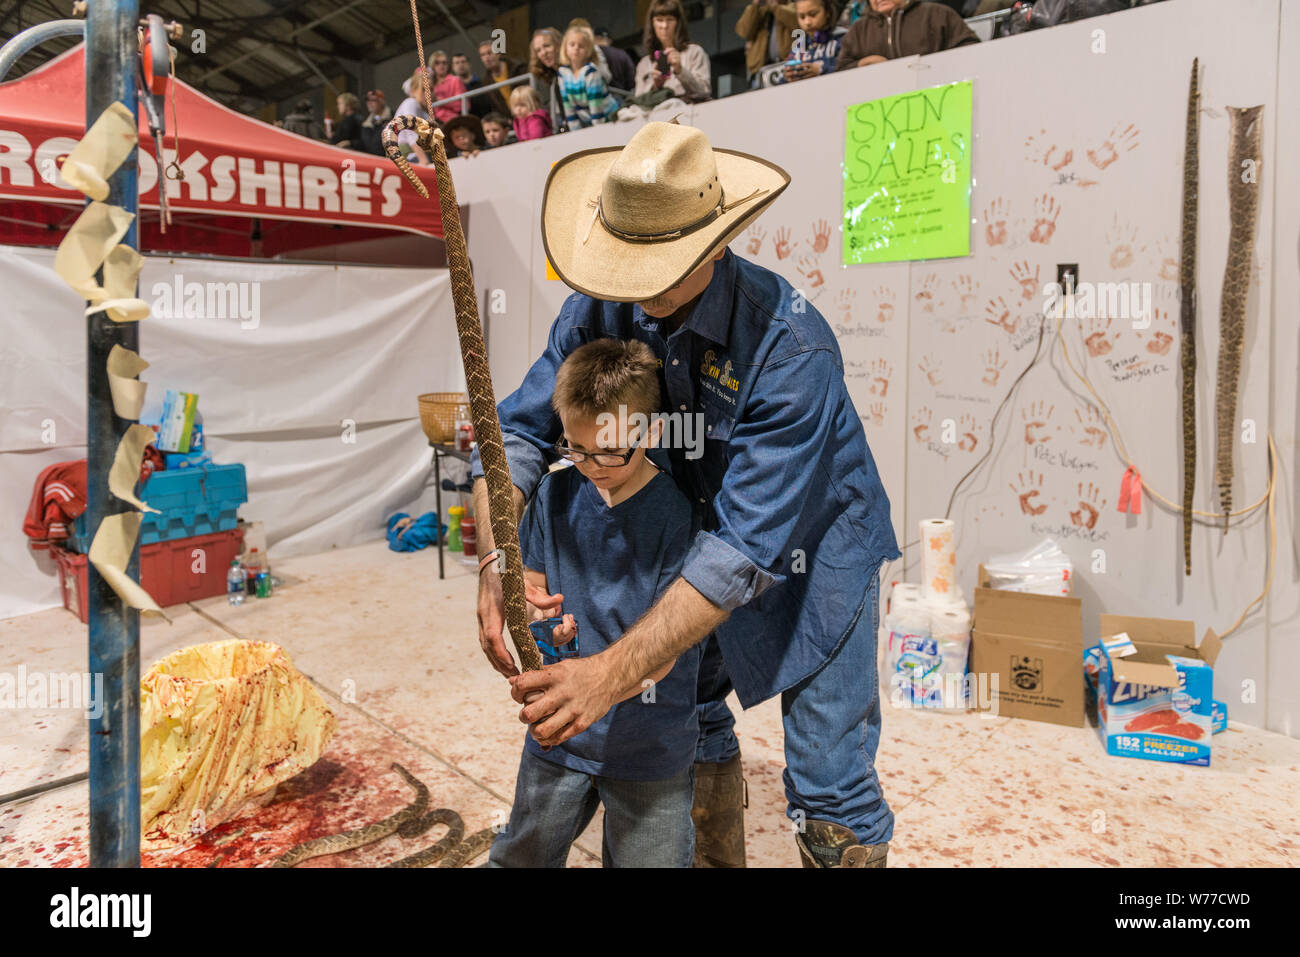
[1055,308,1276,640]
[400,0,541,672]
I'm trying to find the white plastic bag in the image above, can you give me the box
[984,538,1073,596]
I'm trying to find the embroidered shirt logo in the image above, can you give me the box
[700,350,740,392]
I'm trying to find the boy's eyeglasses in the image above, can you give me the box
[554,433,641,467]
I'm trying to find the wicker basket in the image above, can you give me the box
[418,392,470,444]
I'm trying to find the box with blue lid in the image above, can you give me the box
[69,463,247,550]
[1089,615,1222,767]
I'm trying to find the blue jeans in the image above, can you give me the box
[781,574,893,845]
[695,633,741,764]
[487,748,696,868]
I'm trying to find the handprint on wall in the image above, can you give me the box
[981,348,1007,387]
[1021,400,1055,445]
[1083,314,1119,358]
[1140,308,1175,355]
[808,219,832,255]
[797,255,825,288]
[1106,214,1139,270]
[1069,482,1107,530]
[1023,129,1074,171]
[951,274,979,312]
[773,226,795,260]
[1009,261,1040,302]
[1009,469,1048,517]
[918,354,943,387]
[957,413,980,453]
[873,286,896,324]
[983,197,1011,248]
[1028,194,1061,245]
[745,224,766,257]
[867,401,886,427]
[1071,405,1109,449]
[912,406,933,443]
[914,273,942,314]
[1086,123,1140,170]
[834,287,857,322]
[869,358,893,397]
[1143,236,1180,282]
[983,295,1019,335]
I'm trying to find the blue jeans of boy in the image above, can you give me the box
[487,748,696,868]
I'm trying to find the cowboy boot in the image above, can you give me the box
[691,752,747,868]
[795,819,889,868]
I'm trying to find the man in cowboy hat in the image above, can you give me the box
[472,121,899,868]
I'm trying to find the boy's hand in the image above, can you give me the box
[551,613,578,646]
[477,573,564,678]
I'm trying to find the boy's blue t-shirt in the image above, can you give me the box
[518,464,699,781]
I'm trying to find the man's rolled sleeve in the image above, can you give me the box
[471,432,546,501]
[680,529,781,612]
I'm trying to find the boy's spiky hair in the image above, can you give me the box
[553,339,662,420]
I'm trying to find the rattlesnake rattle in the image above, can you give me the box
[272,763,492,868]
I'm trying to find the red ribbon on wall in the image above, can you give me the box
[1117,466,1143,515]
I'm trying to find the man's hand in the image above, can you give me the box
[472,477,533,678]
[509,655,619,748]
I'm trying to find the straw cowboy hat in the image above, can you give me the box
[541,121,790,302]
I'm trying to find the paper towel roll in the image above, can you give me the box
[920,518,958,599]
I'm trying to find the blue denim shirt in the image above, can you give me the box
[473,249,899,707]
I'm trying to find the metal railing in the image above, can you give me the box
[427,72,532,116]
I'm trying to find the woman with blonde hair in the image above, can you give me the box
[394,68,432,164]
[528,27,565,133]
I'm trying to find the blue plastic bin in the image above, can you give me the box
[68,463,247,550]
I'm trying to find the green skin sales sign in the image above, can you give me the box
[843,80,972,265]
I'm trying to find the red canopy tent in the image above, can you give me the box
[0,44,442,258]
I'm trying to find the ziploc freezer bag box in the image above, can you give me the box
[1092,615,1222,766]
[158,390,198,453]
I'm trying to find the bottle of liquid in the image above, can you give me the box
[244,548,263,596]
[461,516,477,558]
[226,559,246,605]
[447,506,464,552]
[255,567,272,599]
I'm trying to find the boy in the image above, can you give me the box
[487,339,699,868]
[481,112,513,148]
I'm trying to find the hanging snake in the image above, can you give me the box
[1178,59,1199,575]
[1213,104,1263,533]
[272,763,494,868]
[381,112,542,673]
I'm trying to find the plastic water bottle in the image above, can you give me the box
[226,559,246,605]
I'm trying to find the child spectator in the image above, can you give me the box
[510,85,554,141]
[774,0,845,83]
[444,115,485,158]
[481,112,514,148]
[394,69,433,165]
[487,339,699,869]
[557,25,620,128]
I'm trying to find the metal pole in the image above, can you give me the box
[85,0,141,868]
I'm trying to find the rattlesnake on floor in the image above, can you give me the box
[272,763,494,868]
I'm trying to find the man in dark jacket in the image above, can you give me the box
[835,0,978,70]
[594,27,637,92]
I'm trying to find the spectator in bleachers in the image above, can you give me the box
[281,98,323,139]
[329,92,364,149]
[835,0,978,70]
[511,85,554,141]
[737,0,799,87]
[481,112,514,148]
[478,39,526,114]
[358,90,391,156]
[429,50,469,125]
[445,115,486,158]
[395,69,433,165]
[594,27,637,92]
[840,0,868,25]
[558,25,620,128]
[529,27,565,133]
[619,0,711,121]
[451,52,492,118]
[774,0,846,83]
[566,17,614,86]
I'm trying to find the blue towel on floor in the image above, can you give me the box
[386,512,443,552]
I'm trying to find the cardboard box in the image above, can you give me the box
[971,565,1085,726]
[1090,615,1222,766]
